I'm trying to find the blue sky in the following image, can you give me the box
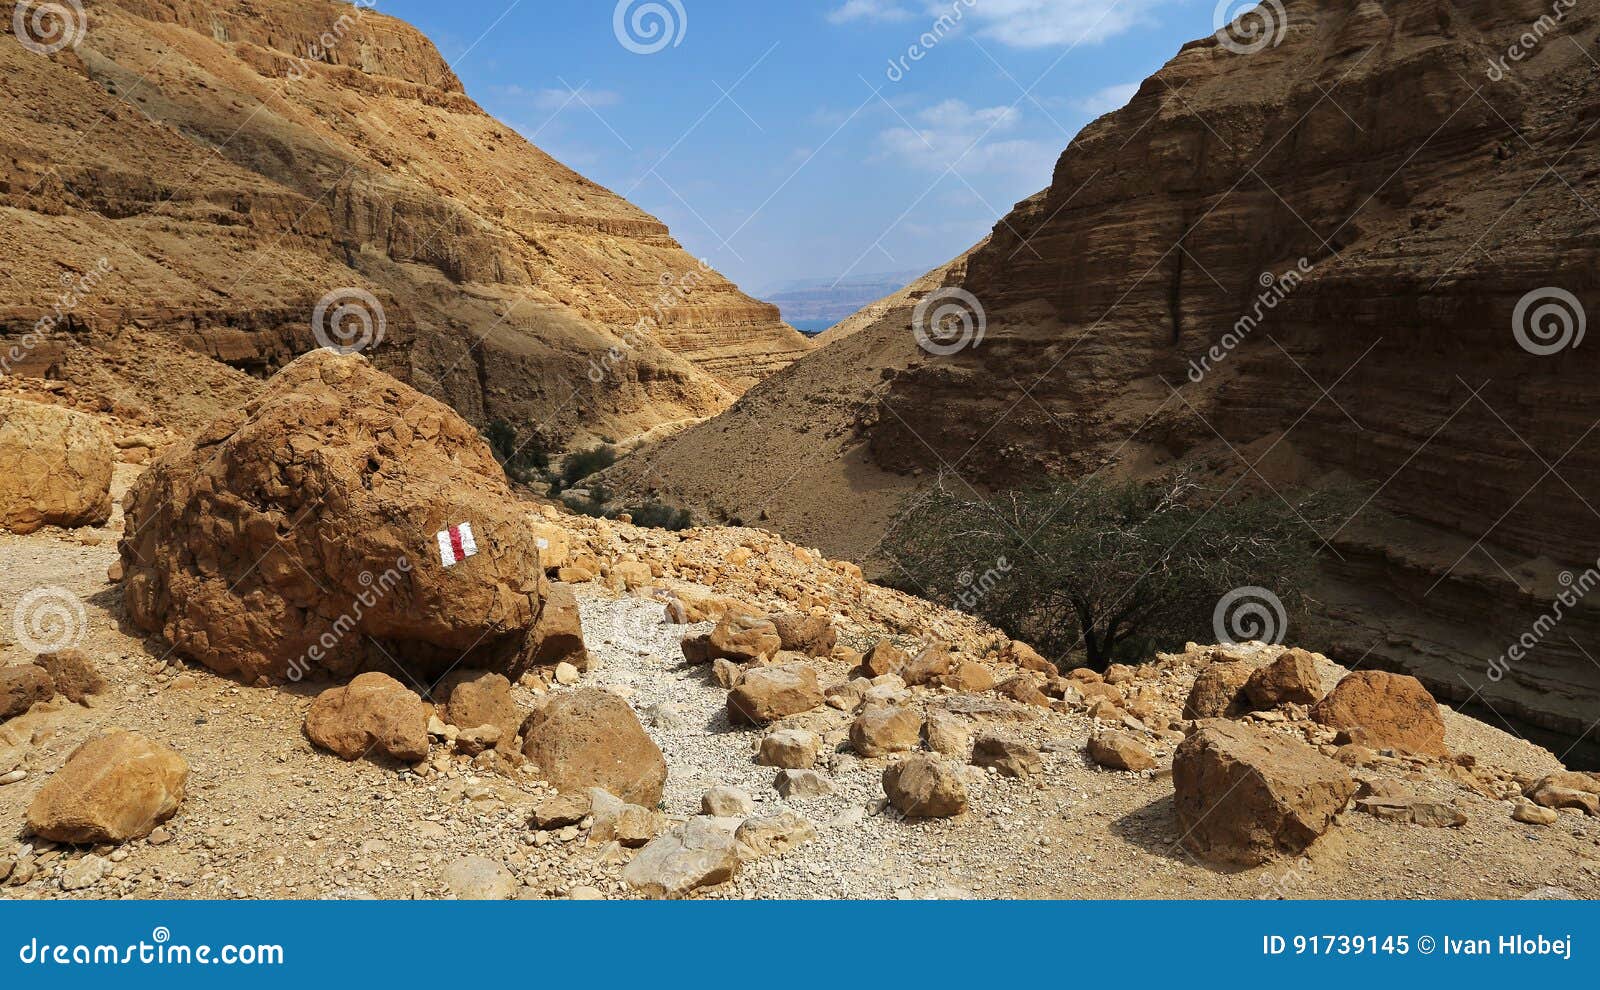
[377,0,1223,295]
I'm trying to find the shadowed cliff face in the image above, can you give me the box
[866,0,1600,753]
[0,0,810,443]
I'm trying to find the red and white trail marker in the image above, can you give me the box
[436,522,478,567]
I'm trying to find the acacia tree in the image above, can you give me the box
[882,473,1353,670]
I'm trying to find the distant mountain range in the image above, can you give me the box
[760,270,928,334]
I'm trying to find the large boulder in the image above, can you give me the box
[1525,771,1600,816]
[529,585,590,671]
[1173,720,1356,866]
[883,755,968,818]
[304,672,430,763]
[1311,671,1448,757]
[727,662,824,725]
[117,351,545,684]
[0,397,113,534]
[707,613,782,663]
[849,706,922,757]
[26,731,189,844]
[521,688,667,806]
[772,613,837,657]
[1243,649,1324,708]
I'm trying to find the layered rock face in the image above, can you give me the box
[612,0,1600,755]
[0,0,809,443]
[119,350,545,684]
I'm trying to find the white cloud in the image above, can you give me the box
[828,0,914,24]
[876,99,1056,177]
[931,0,1155,49]
[530,87,622,112]
[1076,81,1140,115]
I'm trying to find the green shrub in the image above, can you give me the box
[483,419,549,484]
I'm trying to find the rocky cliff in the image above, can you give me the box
[604,0,1600,759]
[0,0,810,443]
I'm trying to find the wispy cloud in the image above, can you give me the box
[942,0,1153,49]
[828,0,915,24]
[1076,81,1140,115]
[876,99,1056,177]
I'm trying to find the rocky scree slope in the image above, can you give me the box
[0,0,810,443]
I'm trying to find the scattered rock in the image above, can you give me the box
[995,675,1050,709]
[438,670,519,753]
[32,650,106,704]
[771,613,837,657]
[727,662,824,725]
[758,728,822,769]
[701,785,755,817]
[530,792,590,829]
[1525,771,1600,816]
[304,672,430,763]
[521,688,667,806]
[587,788,660,847]
[623,818,740,898]
[1243,649,1323,708]
[0,396,113,534]
[1173,720,1356,866]
[529,584,590,670]
[971,734,1043,778]
[554,662,580,686]
[1512,799,1560,826]
[706,613,782,663]
[1311,671,1448,757]
[60,854,109,892]
[441,856,516,900]
[1357,795,1466,827]
[901,644,952,686]
[923,711,972,757]
[712,658,743,689]
[1087,730,1157,772]
[1004,640,1056,674]
[735,809,818,859]
[0,665,55,721]
[883,756,968,818]
[849,706,922,758]
[773,769,834,799]
[860,641,909,678]
[27,730,189,844]
[938,662,997,693]
[1183,662,1253,719]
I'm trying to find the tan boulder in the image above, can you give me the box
[1003,640,1056,674]
[1525,771,1600,816]
[849,706,922,757]
[771,613,837,657]
[727,663,824,726]
[529,585,590,671]
[1173,720,1356,865]
[735,809,818,859]
[26,731,188,843]
[972,734,1044,778]
[883,755,968,818]
[1356,795,1467,827]
[438,670,520,753]
[901,643,953,686]
[860,640,909,678]
[0,396,113,534]
[1087,730,1157,772]
[706,614,782,663]
[118,351,545,684]
[1244,649,1324,709]
[923,711,972,756]
[1311,671,1448,757]
[1,664,55,721]
[33,650,106,704]
[623,818,740,898]
[521,688,666,806]
[938,662,997,692]
[1183,661,1253,719]
[305,672,430,763]
[995,675,1051,709]
[757,728,822,769]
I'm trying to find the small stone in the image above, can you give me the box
[1087,730,1157,772]
[530,792,591,830]
[441,855,516,900]
[60,854,108,891]
[773,769,833,799]
[567,885,605,900]
[971,735,1044,778]
[701,785,755,817]
[735,809,818,860]
[554,662,580,686]
[758,729,822,769]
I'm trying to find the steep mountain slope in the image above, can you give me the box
[0,0,810,443]
[604,0,1600,757]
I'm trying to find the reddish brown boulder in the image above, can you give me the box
[1244,649,1324,709]
[1173,720,1356,866]
[521,688,666,806]
[901,643,953,686]
[860,641,909,678]
[1087,730,1157,772]
[33,650,107,704]
[883,755,968,818]
[772,613,837,657]
[705,613,782,663]
[1183,662,1253,719]
[529,585,589,671]
[439,670,520,753]
[995,675,1051,709]
[1311,671,1448,757]
[727,663,824,725]
[118,351,545,685]
[27,731,189,844]
[0,396,113,535]
[1,664,55,721]
[305,672,431,763]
